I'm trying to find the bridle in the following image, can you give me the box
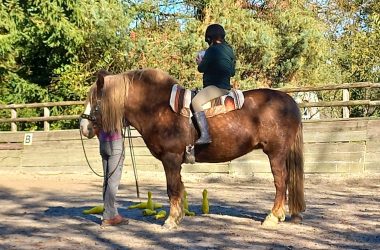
[80,99,100,122]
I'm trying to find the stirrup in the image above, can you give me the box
[195,136,212,145]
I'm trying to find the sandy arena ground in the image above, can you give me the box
[0,170,379,249]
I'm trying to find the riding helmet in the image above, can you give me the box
[205,24,226,44]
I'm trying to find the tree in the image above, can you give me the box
[0,0,135,130]
[1,0,379,131]
[316,0,380,117]
[199,0,332,88]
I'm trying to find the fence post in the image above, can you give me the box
[11,108,17,132]
[44,107,50,131]
[342,89,349,118]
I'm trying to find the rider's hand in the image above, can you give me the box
[196,50,205,65]
[196,56,202,65]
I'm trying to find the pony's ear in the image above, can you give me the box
[96,69,111,90]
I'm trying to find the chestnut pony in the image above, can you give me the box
[80,68,305,228]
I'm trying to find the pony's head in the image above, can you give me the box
[79,84,99,138]
[80,69,133,136]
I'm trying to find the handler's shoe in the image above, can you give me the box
[101,215,129,227]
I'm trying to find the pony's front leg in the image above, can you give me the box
[161,153,185,229]
[263,154,287,227]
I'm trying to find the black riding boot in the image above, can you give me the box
[194,111,212,145]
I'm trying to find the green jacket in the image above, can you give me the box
[197,42,236,90]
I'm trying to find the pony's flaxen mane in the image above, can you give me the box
[97,68,177,133]
[98,72,131,133]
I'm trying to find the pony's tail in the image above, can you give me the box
[286,123,306,215]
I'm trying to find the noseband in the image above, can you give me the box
[80,99,101,123]
[80,113,96,122]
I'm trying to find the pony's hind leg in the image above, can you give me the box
[262,153,287,227]
[161,153,185,229]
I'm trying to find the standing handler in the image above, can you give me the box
[80,81,128,227]
[97,129,128,227]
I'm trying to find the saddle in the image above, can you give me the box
[169,84,244,117]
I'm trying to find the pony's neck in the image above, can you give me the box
[124,70,174,134]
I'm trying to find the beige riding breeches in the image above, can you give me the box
[192,85,229,112]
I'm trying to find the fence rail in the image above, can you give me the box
[276,82,380,93]
[1,82,379,131]
[299,100,380,108]
[0,101,84,109]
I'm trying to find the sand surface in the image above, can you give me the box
[0,170,379,249]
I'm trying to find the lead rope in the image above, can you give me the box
[78,124,126,179]
[79,127,103,177]
[80,124,141,198]
[127,125,140,199]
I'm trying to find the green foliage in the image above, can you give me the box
[330,0,380,83]
[1,0,135,130]
[199,0,332,88]
[0,1,20,71]
[317,0,380,117]
[203,0,280,88]
[0,0,379,131]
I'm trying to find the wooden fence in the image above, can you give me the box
[0,82,379,175]
[0,82,379,131]
[0,101,83,132]
[0,118,379,175]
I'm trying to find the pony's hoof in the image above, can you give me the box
[290,214,303,224]
[163,218,178,230]
[261,213,279,228]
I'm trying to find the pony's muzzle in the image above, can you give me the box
[80,117,96,139]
